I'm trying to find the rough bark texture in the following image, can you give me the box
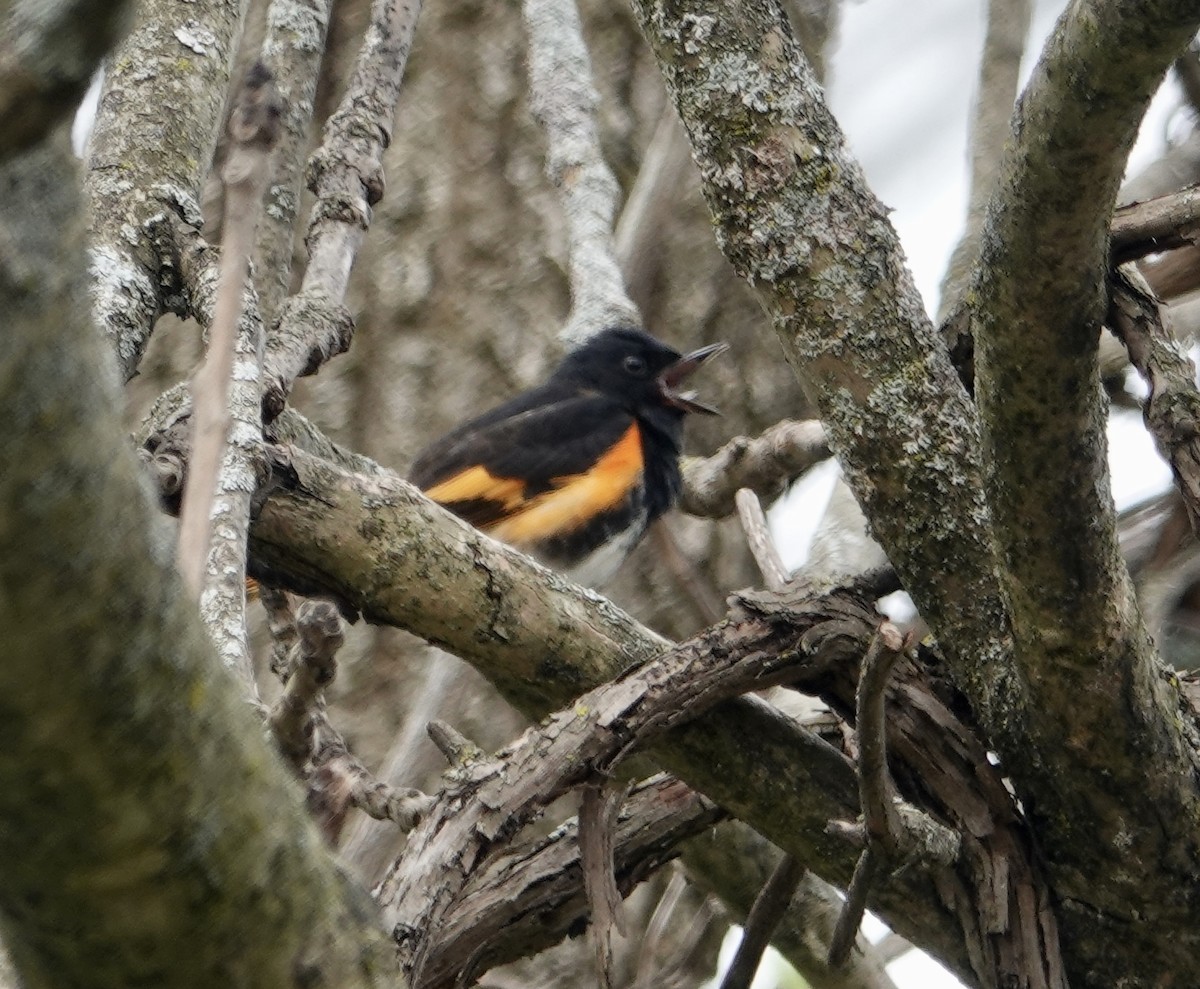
[85,0,248,378]
[633,0,1200,985]
[0,131,399,989]
[970,3,1200,983]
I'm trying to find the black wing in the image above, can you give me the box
[410,393,638,532]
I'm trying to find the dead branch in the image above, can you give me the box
[269,599,344,770]
[418,775,724,989]
[828,624,960,967]
[1112,184,1200,264]
[375,576,889,983]
[178,64,280,602]
[261,0,422,420]
[1108,265,1200,533]
[735,487,789,590]
[679,420,828,519]
[718,854,804,989]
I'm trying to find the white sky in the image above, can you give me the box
[754,1,1183,986]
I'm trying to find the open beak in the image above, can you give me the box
[658,342,729,415]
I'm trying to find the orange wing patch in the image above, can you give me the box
[489,424,644,546]
[424,465,527,511]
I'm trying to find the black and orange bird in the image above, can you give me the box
[410,326,727,586]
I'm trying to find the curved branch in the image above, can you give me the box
[969,1,1200,976]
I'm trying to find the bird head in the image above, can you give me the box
[558,326,727,418]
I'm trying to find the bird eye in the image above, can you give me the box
[623,355,647,376]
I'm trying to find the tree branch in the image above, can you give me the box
[1108,265,1200,533]
[0,126,399,989]
[261,0,422,419]
[84,0,247,378]
[252,0,337,323]
[521,0,639,343]
[418,775,723,989]
[679,419,828,519]
[228,440,1058,984]
[1112,183,1200,264]
[968,2,1200,977]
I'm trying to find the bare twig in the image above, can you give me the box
[856,625,907,850]
[827,845,882,968]
[261,0,422,420]
[614,106,693,309]
[521,0,639,343]
[1111,184,1200,264]
[580,783,631,989]
[309,714,433,840]
[268,599,344,770]
[1108,265,1200,533]
[718,854,804,989]
[828,623,959,967]
[253,0,336,323]
[260,583,299,679]
[679,420,828,519]
[735,488,789,590]
[178,64,281,602]
[939,0,1032,318]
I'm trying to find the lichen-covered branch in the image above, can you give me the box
[0,127,399,989]
[84,0,247,378]
[261,0,422,419]
[178,66,280,690]
[521,0,639,343]
[232,443,1062,983]
[253,0,336,322]
[968,1,1200,979]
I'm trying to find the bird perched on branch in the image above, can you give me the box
[410,326,727,586]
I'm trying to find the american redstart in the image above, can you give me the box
[410,326,727,586]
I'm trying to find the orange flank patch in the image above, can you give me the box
[490,423,643,545]
[424,466,527,512]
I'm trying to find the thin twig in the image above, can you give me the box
[827,846,881,968]
[178,63,281,601]
[580,782,631,989]
[253,0,337,322]
[828,623,959,967]
[614,106,693,309]
[735,488,789,590]
[309,715,433,840]
[856,624,907,851]
[521,0,638,343]
[718,854,805,989]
